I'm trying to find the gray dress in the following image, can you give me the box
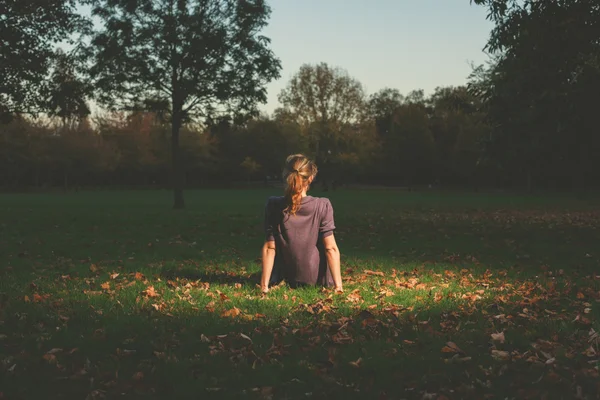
[264,195,336,287]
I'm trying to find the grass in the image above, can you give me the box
[0,188,599,399]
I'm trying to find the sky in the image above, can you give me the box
[259,0,494,113]
[77,0,494,115]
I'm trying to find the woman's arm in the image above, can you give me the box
[322,234,343,292]
[260,240,276,293]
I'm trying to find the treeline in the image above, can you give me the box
[2,0,600,201]
[0,79,492,190]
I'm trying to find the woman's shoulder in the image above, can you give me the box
[311,196,333,208]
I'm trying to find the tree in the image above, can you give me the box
[367,88,404,138]
[47,50,92,128]
[428,86,486,186]
[88,0,281,208]
[0,0,90,117]
[470,0,600,190]
[277,62,365,187]
[387,103,435,188]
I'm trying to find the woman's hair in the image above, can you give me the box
[283,154,318,215]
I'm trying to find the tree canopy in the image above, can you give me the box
[0,0,90,118]
[88,0,281,208]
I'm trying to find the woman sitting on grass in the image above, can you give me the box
[260,154,343,294]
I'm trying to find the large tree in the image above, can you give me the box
[470,0,600,190]
[88,0,281,208]
[0,0,90,118]
[277,62,365,186]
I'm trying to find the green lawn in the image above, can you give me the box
[0,189,599,399]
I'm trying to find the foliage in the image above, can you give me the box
[0,0,90,116]
[470,0,600,190]
[88,0,281,207]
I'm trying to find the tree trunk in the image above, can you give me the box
[171,111,184,209]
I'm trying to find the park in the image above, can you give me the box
[2,0,600,399]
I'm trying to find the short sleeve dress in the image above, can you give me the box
[264,195,336,287]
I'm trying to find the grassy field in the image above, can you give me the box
[0,188,599,399]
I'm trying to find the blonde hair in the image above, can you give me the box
[283,154,318,215]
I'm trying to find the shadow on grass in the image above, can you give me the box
[160,265,262,287]
[2,276,600,400]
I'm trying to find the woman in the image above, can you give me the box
[260,154,343,293]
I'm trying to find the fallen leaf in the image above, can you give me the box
[218,291,230,302]
[240,333,252,343]
[143,286,159,298]
[441,341,463,354]
[205,301,216,312]
[134,272,144,280]
[46,348,63,355]
[364,270,384,277]
[201,334,210,343]
[221,307,241,318]
[90,264,99,273]
[348,357,362,368]
[132,371,144,381]
[346,289,363,303]
[43,354,57,364]
[491,332,505,344]
[491,350,511,360]
[101,282,110,290]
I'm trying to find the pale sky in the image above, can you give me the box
[78,0,494,115]
[260,0,493,113]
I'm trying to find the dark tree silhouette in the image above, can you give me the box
[0,0,90,117]
[88,0,281,208]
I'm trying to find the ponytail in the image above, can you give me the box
[282,154,318,215]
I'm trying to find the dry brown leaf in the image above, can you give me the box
[221,307,241,318]
[348,357,362,368]
[364,270,384,277]
[491,349,511,360]
[134,272,144,280]
[143,286,159,298]
[346,289,362,303]
[101,282,110,290]
[491,331,505,344]
[218,291,230,302]
[132,371,144,381]
[110,273,120,280]
[205,301,216,312]
[42,354,57,364]
[441,341,463,354]
[89,264,99,273]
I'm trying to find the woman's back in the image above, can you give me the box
[264,195,336,286]
[260,153,342,293]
